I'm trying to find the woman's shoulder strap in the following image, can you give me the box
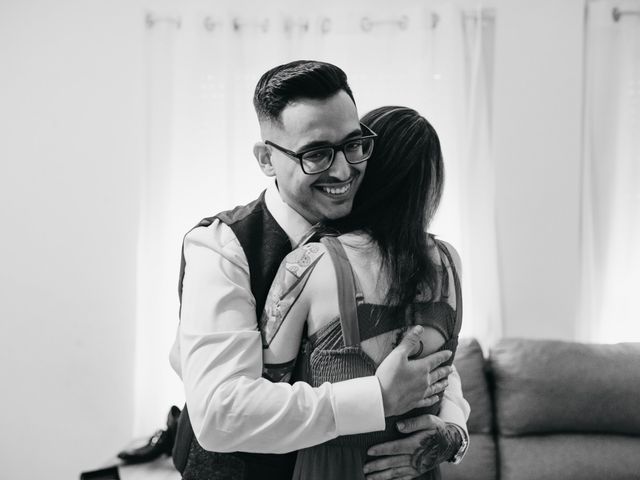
[319,236,362,346]
[434,238,463,337]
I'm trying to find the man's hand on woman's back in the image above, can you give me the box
[375,326,453,417]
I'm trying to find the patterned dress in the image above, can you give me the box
[260,234,463,480]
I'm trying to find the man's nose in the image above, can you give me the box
[327,149,351,180]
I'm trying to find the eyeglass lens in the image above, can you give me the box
[301,137,374,173]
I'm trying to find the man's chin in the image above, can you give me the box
[319,201,354,222]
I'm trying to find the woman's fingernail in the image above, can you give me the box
[368,448,377,455]
[397,421,405,431]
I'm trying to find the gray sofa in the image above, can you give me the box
[83,337,640,479]
[441,337,640,480]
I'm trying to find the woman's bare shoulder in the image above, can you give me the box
[432,237,463,275]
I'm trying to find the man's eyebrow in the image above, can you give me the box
[297,128,364,152]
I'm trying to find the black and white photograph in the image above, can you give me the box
[1,1,639,479]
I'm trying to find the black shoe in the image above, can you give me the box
[117,405,181,464]
[80,466,120,479]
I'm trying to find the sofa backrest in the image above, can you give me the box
[490,338,640,480]
[444,337,640,480]
[489,338,640,436]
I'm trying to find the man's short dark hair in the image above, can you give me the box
[253,60,355,124]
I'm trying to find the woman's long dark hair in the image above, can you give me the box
[331,106,445,312]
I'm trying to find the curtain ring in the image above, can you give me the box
[284,18,293,33]
[612,7,622,21]
[203,16,220,32]
[361,17,373,32]
[320,17,331,34]
[431,13,440,29]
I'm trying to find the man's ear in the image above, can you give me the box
[254,142,276,177]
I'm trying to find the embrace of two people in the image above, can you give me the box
[169,60,470,480]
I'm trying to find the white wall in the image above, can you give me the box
[0,1,145,478]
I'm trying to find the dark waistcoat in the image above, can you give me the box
[172,191,296,479]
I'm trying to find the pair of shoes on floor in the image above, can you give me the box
[117,405,181,464]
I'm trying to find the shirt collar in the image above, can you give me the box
[265,181,315,248]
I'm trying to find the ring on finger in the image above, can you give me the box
[408,340,424,360]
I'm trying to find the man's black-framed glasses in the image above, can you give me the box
[264,123,377,175]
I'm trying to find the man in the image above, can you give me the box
[170,60,470,480]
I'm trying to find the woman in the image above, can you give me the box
[259,106,462,479]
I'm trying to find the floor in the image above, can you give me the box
[119,457,180,480]
[81,454,180,479]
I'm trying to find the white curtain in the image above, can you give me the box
[580,0,640,343]
[135,0,499,434]
[430,8,502,350]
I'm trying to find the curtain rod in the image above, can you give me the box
[146,12,494,33]
[145,10,496,33]
[146,13,180,29]
[360,15,409,32]
[612,7,640,21]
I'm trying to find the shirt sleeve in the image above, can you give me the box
[439,365,471,459]
[173,220,385,454]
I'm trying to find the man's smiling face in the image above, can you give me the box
[259,90,367,224]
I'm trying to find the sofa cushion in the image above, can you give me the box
[499,434,640,480]
[454,337,494,434]
[490,338,640,435]
[440,433,497,480]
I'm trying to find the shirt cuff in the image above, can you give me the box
[448,423,470,464]
[439,397,469,437]
[331,376,385,435]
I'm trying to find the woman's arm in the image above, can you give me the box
[363,239,469,478]
[260,243,326,382]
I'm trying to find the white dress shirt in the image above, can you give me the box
[170,182,470,454]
